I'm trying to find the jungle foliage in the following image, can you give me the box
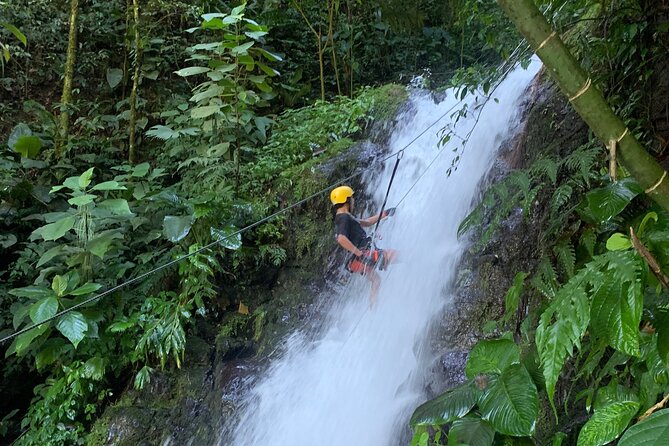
[411,0,669,445]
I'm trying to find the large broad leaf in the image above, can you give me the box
[8,123,31,149]
[37,245,65,267]
[98,199,133,216]
[410,382,479,427]
[29,296,58,325]
[70,282,102,296]
[91,181,126,191]
[536,275,590,410]
[163,216,194,243]
[594,380,638,410]
[9,286,54,299]
[210,226,242,250]
[10,322,50,356]
[56,311,88,347]
[478,363,538,436]
[190,105,220,119]
[449,415,495,446]
[106,68,123,89]
[83,357,106,381]
[1,23,27,45]
[78,167,95,189]
[87,231,123,259]
[31,216,76,241]
[465,338,521,379]
[618,409,669,446]
[585,178,643,222]
[175,66,210,77]
[577,401,640,446]
[13,135,42,158]
[590,278,642,356]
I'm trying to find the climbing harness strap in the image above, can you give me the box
[371,151,403,244]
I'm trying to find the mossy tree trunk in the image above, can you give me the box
[497,0,669,211]
[128,0,142,164]
[56,0,79,159]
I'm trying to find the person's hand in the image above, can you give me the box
[382,207,396,218]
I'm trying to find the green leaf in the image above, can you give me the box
[585,178,643,222]
[163,216,194,242]
[31,216,76,241]
[87,231,123,259]
[70,282,102,296]
[13,135,42,158]
[590,278,642,356]
[618,409,669,445]
[504,272,529,323]
[56,311,88,347]
[78,167,95,189]
[29,297,58,325]
[478,364,538,436]
[232,41,254,54]
[51,274,68,296]
[577,401,640,446]
[106,68,123,89]
[98,199,133,216]
[132,162,150,177]
[83,357,106,380]
[37,245,65,267]
[466,338,520,379]
[210,226,242,250]
[9,286,54,299]
[607,233,632,251]
[146,125,178,140]
[68,194,97,206]
[257,48,283,62]
[191,105,220,119]
[1,23,27,45]
[91,181,126,191]
[11,323,50,356]
[35,339,70,370]
[536,275,590,410]
[8,123,32,149]
[410,382,479,426]
[175,66,210,77]
[449,415,495,446]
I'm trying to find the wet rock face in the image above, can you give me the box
[426,72,589,398]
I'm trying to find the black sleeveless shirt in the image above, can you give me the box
[334,213,371,249]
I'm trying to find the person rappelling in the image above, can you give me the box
[330,185,397,305]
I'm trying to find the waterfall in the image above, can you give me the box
[219,58,542,446]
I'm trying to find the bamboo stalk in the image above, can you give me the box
[56,0,80,159]
[497,0,669,211]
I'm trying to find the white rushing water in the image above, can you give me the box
[220,59,542,446]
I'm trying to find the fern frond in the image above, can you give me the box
[508,171,531,196]
[529,156,559,185]
[531,256,559,299]
[553,240,576,278]
[562,146,602,186]
[550,184,573,216]
[536,270,590,413]
[521,186,540,218]
[579,227,596,258]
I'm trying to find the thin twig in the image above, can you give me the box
[630,227,669,288]
[638,393,669,421]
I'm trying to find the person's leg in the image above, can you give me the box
[365,268,380,307]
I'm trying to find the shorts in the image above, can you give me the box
[346,249,386,275]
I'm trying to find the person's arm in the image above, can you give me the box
[336,234,363,257]
[359,207,396,227]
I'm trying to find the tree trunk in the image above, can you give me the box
[56,0,79,159]
[328,0,341,96]
[128,0,142,164]
[497,0,669,211]
[292,0,326,100]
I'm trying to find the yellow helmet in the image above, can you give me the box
[330,185,354,205]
